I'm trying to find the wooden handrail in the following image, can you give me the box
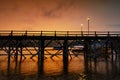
[0,30,120,37]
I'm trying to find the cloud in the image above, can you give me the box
[0,0,119,18]
[35,0,120,18]
[35,0,76,17]
[0,0,76,18]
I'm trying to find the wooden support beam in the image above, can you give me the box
[105,40,108,60]
[14,40,19,61]
[7,46,11,76]
[111,41,114,61]
[63,39,68,74]
[38,39,45,62]
[15,46,18,61]
[20,46,23,60]
[41,39,45,61]
[38,39,44,76]
[63,39,68,62]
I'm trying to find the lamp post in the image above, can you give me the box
[81,24,83,36]
[81,24,83,32]
[87,17,90,35]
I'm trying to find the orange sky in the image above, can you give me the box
[0,0,120,31]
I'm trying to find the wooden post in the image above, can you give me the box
[15,46,18,61]
[115,39,119,61]
[95,31,97,37]
[67,31,69,37]
[63,39,68,74]
[25,30,27,36]
[10,30,13,36]
[84,40,88,58]
[41,39,44,61]
[8,46,11,61]
[20,46,23,61]
[54,31,56,37]
[81,31,83,36]
[88,40,92,62]
[38,39,44,76]
[40,31,42,36]
[19,40,22,60]
[111,41,113,61]
[7,46,11,76]
[63,39,68,62]
[38,39,45,62]
[105,40,108,60]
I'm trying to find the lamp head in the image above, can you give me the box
[87,17,90,21]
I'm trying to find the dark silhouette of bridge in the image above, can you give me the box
[0,30,120,63]
[1,30,120,78]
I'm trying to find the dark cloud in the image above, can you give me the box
[35,0,76,17]
[0,0,119,17]
[36,0,120,18]
[0,0,76,18]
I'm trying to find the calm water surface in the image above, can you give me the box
[0,50,120,80]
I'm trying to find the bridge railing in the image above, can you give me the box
[0,30,120,37]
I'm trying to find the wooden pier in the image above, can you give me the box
[0,30,120,62]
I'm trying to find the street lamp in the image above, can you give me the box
[81,24,83,32]
[87,17,90,35]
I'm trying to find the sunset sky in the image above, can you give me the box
[0,0,120,31]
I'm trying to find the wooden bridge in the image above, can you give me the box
[0,30,120,63]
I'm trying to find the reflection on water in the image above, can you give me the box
[0,51,120,80]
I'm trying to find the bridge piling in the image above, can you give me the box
[7,46,11,76]
[19,40,22,60]
[38,39,44,75]
[38,39,45,62]
[63,39,68,62]
[8,46,11,61]
[105,40,108,60]
[41,39,45,61]
[111,41,114,61]
[63,39,68,74]
[15,47,18,61]
[115,39,120,61]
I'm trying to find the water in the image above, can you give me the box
[0,50,120,80]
